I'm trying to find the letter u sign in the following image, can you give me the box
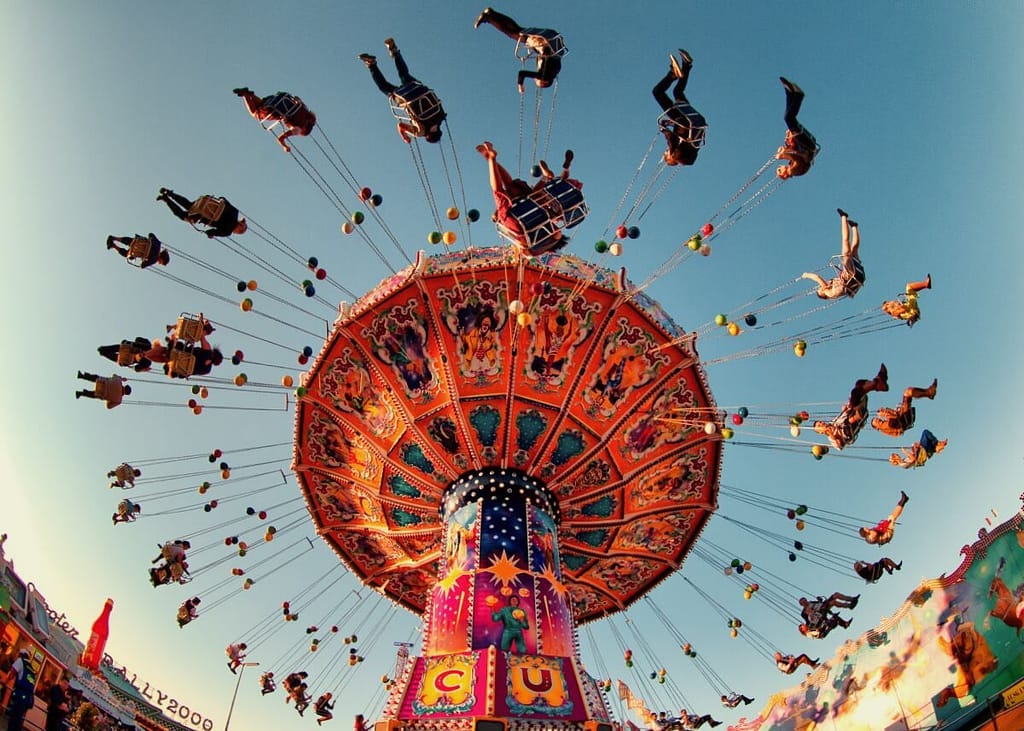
[519,667,553,693]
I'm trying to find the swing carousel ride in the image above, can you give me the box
[81,11,950,731]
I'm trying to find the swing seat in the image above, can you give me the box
[169,562,190,584]
[93,378,120,400]
[127,236,153,258]
[116,343,137,367]
[173,313,205,344]
[259,93,305,131]
[829,255,866,297]
[125,236,162,268]
[188,196,226,223]
[167,350,196,379]
[114,464,135,483]
[658,103,708,148]
[495,197,564,255]
[388,83,446,127]
[515,28,568,60]
[827,395,868,449]
[531,178,589,229]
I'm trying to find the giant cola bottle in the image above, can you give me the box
[80,598,113,671]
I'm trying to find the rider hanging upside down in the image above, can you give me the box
[871,379,937,436]
[890,429,947,469]
[112,499,141,525]
[802,209,864,299]
[150,539,191,586]
[75,372,131,409]
[359,39,446,144]
[233,88,316,153]
[813,363,888,449]
[474,7,565,92]
[774,651,819,674]
[860,491,908,545]
[478,141,586,256]
[776,77,819,179]
[883,274,932,326]
[177,597,200,627]
[157,188,247,238]
[653,49,706,167]
[854,557,902,583]
[108,462,141,489]
[106,233,170,268]
[720,693,755,708]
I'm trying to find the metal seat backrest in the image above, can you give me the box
[168,350,196,379]
[127,237,153,260]
[116,343,136,367]
[533,179,588,229]
[516,28,568,59]
[174,313,205,344]
[658,103,708,148]
[260,93,304,131]
[830,256,866,296]
[389,83,445,125]
[496,196,560,253]
[188,196,226,222]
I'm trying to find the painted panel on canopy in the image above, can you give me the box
[567,582,618,621]
[393,531,441,562]
[607,369,713,476]
[302,471,387,530]
[574,308,675,425]
[584,555,668,602]
[382,500,440,533]
[334,529,416,582]
[550,455,622,503]
[379,564,436,611]
[296,406,382,491]
[422,266,513,399]
[388,429,454,488]
[558,524,614,555]
[532,415,594,485]
[516,278,603,407]
[458,396,506,468]
[499,401,561,473]
[412,404,475,477]
[559,483,625,523]
[379,464,443,506]
[309,343,405,452]
[348,289,450,418]
[609,510,700,558]
[623,446,716,514]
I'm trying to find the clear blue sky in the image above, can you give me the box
[1,2,1022,729]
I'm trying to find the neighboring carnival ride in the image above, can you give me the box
[293,247,721,724]
[85,17,959,731]
[739,507,1024,731]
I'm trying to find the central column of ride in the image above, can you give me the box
[387,468,610,726]
[429,469,573,657]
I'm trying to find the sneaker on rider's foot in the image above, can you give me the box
[474,8,491,29]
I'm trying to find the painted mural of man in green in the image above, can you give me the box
[492,596,530,652]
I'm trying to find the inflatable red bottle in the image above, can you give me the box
[80,598,113,672]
